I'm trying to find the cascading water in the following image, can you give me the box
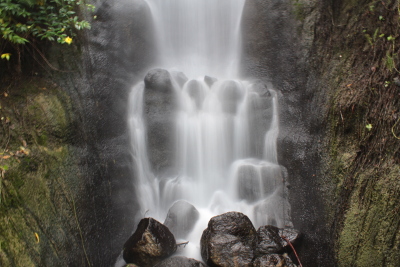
[127,0,292,261]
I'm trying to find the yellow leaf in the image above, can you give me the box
[1,53,11,61]
[2,156,11,159]
[34,232,40,243]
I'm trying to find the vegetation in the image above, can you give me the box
[314,0,400,265]
[0,0,94,72]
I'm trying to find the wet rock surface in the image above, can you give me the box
[144,68,177,174]
[123,217,177,267]
[253,254,297,267]
[200,212,257,267]
[204,75,217,87]
[164,200,200,239]
[154,256,206,267]
[256,225,285,254]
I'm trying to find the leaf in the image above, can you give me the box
[1,53,11,60]
[34,232,40,243]
[366,124,373,131]
[2,156,11,159]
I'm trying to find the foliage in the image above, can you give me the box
[0,0,94,58]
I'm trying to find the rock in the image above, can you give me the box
[200,212,257,266]
[253,254,297,267]
[256,225,283,254]
[279,228,301,250]
[236,164,262,202]
[184,80,206,108]
[253,196,293,228]
[248,82,273,158]
[144,68,177,174]
[144,68,174,91]
[154,256,206,267]
[204,75,218,87]
[122,264,140,267]
[164,200,200,239]
[217,80,245,114]
[123,217,177,267]
[171,71,189,87]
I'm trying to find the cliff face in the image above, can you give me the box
[316,0,400,266]
[242,0,400,266]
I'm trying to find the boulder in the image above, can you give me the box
[217,80,245,114]
[144,68,177,174]
[204,75,217,87]
[154,256,206,267]
[164,200,200,239]
[279,228,301,250]
[200,212,257,266]
[253,254,297,267]
[185,80,206,108]
[256,225,283,254]
[123,217,177,267]
[171,71,188,88]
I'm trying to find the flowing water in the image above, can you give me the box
[127,0,292,261]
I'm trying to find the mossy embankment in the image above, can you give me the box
[0,77,88,266]
[312,0,400,265]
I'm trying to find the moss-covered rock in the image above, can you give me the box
[0,77,87,266]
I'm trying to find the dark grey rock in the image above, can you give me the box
[171,71,189,88]
[144,68,177,174]
[123,217,177,267]
[279,228,301,250]
[218,80,245,114]
[236,165,262,202]
[185,80,206,108]
[200,212,256,267]
[164,200,200,239]
[154,256,206,267]
[253,254,297,267]
[256,225,283,254]
[204,75,218,87]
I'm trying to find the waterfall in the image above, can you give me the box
[127,0,292,261]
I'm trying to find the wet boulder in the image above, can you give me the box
[204,75,217,87]
[278,228,301,250]
[236,164,262,202]
[123,217,177,267]
[164,200,200,239]
[253,254,297,267]
[171,71,188,88]
[200,212,257,266]
[154,256,206,267]
[144,68,177,174]
[256,225,284,254]
[185,80,206,108]
[218,80,245,114]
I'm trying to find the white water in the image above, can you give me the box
[127,0,292,262]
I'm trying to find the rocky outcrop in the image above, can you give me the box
[123,218,177,266]
[200,212,257,266]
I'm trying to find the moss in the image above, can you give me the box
[338,165,400,266]
[0,77,83,266]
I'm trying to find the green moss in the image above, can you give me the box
[0,77,83,266]
[338,165,400,266]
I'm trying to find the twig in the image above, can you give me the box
[281,235,303,267]
[392,117,400,139]
[176,241,189,247]
[28,42,74,73]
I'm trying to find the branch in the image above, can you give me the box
[280,235,303,267]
